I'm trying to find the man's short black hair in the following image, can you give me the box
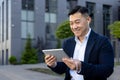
[68,5,89,16]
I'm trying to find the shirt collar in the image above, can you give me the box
[75,28,91,42]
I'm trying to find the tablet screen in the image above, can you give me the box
[42,48,68,61]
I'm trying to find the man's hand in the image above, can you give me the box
[45,54,57,67]
[62,57,81,71]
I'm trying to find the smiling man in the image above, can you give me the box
[45,6,114,80]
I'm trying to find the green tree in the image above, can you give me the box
[55,20,74,48]
[55,20,74,39]
[108,21,120,63]
[108,21,120,39]
[21,35,38,64]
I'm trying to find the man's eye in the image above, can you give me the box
[75,21,81,24]
[70,22,73,25]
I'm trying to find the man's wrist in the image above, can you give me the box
[51,62,57,68]
[75,61,81,72]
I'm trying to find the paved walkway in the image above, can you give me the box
[0,63,64,80]
[108,65,120,80]
[0,63,120,80]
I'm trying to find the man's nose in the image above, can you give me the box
[72,24,78,29]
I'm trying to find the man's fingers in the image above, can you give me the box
[45,55,55,62]
[45,54,56,67]
[62,58,76,70]
[62,58,73,63]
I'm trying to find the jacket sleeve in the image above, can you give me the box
[49,62,68,74]
[79,38,114,78]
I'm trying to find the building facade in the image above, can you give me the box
[0,0,120,65]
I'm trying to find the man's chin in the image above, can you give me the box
[75,35,81,38]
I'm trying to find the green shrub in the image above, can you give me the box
[28,59,37,64]
[9,56,17,65]
[55,20,74,39]
[108,21,120,39]
[55,20,74,48]
[21,35,38,64]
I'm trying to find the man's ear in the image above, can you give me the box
[87,16,91,24]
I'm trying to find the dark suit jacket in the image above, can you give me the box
[50,30,114,80]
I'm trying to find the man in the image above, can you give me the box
[45,6,114,80]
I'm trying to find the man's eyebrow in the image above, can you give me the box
[70,19,81,22]
[74,19,81,21]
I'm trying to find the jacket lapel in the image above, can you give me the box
[84,30,97,63]
[70,38,76,57]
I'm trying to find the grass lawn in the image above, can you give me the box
[115,62,120,66]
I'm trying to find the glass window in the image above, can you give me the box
[21,22,27,38]
[21,22,34,38]
[21,0,34,39]
[46,24,50,33]
[67,0,78,10]
[6,49,9,64]
[21,10,34,21]
[45,0,57,41]
[45,13,49,23]
[22,0,27,10]
[21,10,27,20]
[2,2,4,42]
[45,0,49,12]
[22,0,34,10]
[28,22,34,38]
[27,0,34,10]
[86,2,95,29]
[50,13,56,23]
[103,5,111,38]
[28,11,34,21]
[6,0,9,40]
[2,50,4,65]
[45,13,56,23]
[45,0,57,23]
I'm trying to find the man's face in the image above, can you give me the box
[69,12,91,37]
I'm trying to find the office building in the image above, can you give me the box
[0,0,120,65]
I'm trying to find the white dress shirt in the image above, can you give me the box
[70,28,91,80]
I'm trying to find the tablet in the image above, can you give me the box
[42,48,69,61]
